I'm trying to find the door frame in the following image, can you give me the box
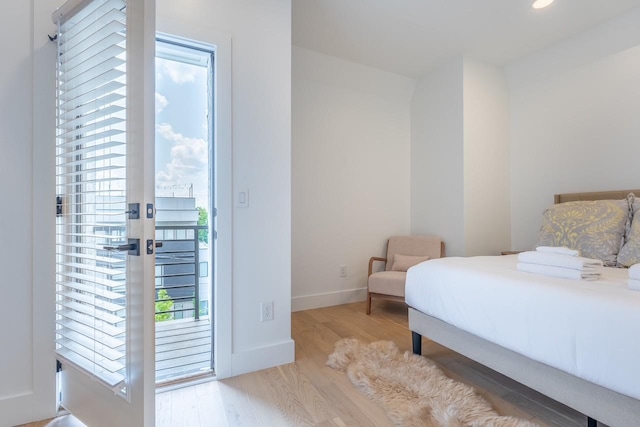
[156,18,232,379]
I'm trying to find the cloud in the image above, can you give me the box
[157,58,197,84]
[155,123,208,195]
[155,92,168,113]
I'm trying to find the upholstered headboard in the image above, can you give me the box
[554,189,640,204]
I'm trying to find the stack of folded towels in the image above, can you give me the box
[628,264,640,291]
[516,246,603,281]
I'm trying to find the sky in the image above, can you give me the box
[154,53,210,211]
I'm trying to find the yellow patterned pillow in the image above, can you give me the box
[617,196,640,267]
[535,199,629,267]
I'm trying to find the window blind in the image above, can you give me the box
[55,0,129,391]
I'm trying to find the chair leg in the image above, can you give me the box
[366,292,372,314]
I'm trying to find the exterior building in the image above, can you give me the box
[155,196,210,320]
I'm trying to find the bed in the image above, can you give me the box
[406,189,640,427]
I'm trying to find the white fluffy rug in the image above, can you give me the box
[327,338,538,427]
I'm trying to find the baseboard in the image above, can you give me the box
[0,391,55,427]
[291,287,367,312]
[230,339,295,378]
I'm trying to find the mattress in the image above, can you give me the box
[405,255,640,400]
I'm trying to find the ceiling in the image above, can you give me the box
[292,0,640,78]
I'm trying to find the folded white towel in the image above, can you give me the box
[536,246,580,257]
[629,264,640,280]
[518,251,603,270]
[628,278,640,291]
[517,262,601,281]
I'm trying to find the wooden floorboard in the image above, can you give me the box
[21,300,598,427]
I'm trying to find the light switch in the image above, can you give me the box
[237,189,249,208]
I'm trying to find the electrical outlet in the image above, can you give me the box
[261,301,274,322]
[339,265,348,277]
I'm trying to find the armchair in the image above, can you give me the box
[366,235,444,314]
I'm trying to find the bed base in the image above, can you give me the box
[409,307,640,427]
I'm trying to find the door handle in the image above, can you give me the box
[104,238,140,256]
[104,243,136,251]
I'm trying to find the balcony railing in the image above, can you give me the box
[154,225,208,321]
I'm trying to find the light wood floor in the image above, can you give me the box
[20,300,590,427]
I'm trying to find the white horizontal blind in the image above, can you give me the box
[55,0,129,391]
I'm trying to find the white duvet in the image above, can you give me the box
[405,255,640,400]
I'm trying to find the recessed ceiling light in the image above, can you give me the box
[532,0,554,9]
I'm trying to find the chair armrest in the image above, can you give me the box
[368,257,387,277]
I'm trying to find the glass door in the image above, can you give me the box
[54,0,155,425]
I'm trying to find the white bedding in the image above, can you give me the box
[405,255,640,400]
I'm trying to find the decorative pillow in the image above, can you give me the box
[618,195,640,267]
[534,199,629,267]
[391,254,430,272]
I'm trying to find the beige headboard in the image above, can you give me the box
[554,189,640,204]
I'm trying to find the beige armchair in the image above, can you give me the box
[366,235,444,314]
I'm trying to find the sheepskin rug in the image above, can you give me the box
[327,338,538,427]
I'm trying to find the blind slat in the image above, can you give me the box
[59,105,124,132]
[60,300,124,325]
[63,38,124,75]
[56,128,124,148]
[57,317,124,349]
[60,92,123,120]
[56,164,125,178]
[58,290,125,313]
[56,339,124,373]
[64,18,125,58]
[59,251,125,265]
[57,309,124,337]
[56,0,125,37]
[58,270,123,289]
[56,241,121,252]
[58,280,124,300]
[59,80,124,112]
[57,261,124,278]
[58,152,123,168]
[57,329,124,361]
[60,56,125,92]
[56,351,125,389]
[59,68,124,101]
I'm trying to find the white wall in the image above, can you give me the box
[291,47,414,310]
[0,0,36,422]
[410,57,510,256]
[507,8,640,250]
[410,58,465,255]
[0,1,58,425]
[157,0,294,376]
[463,59,510,256]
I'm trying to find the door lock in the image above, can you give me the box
[124,203,140,219]
[146,240,163,255]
